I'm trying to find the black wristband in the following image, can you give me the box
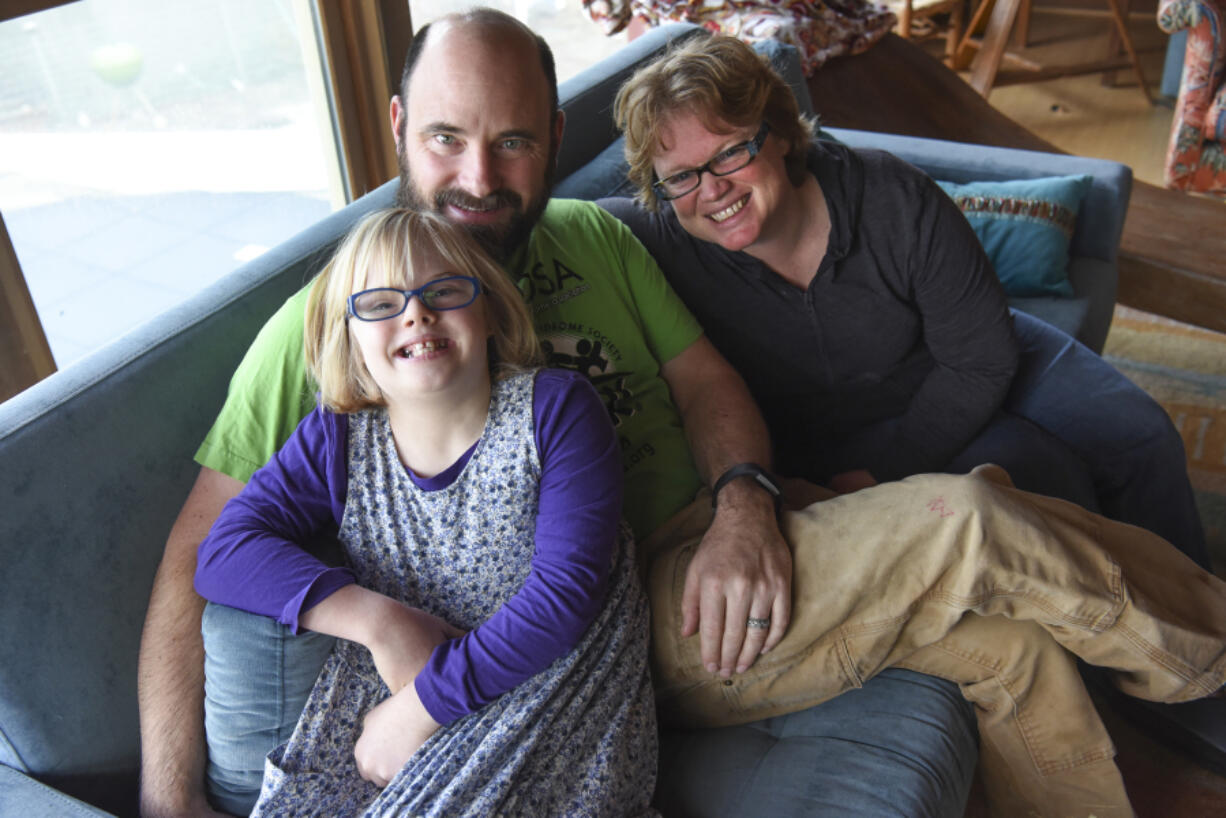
[711,462,782,510]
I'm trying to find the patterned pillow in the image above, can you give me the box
[937,175,1093,298]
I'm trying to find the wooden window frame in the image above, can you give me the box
[1,0,78,25]
[0,213,55,401]
[0,0,82,400]
[313,0,412,201]
[0,1,414,400]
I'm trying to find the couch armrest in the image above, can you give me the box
[0,177,397,805]
[824,128,1133,263]
[0,766,115,817]
[826,128,1131,351]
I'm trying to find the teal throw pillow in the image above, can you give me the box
[936,175,1093,298]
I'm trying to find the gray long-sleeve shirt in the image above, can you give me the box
[600,140,1019,482]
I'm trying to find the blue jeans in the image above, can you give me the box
[949,311,1206,567]
[202,608,978,817]
[202,602,335,817]
[1001,310,1207,566]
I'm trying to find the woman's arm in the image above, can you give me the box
[854,174,1020,480]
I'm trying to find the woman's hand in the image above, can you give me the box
[777,476,838,510]
[828,469,878,495]
[354,684,441,787]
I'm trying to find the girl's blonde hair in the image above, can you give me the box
[305,208,542,413]
[614,31,815,211]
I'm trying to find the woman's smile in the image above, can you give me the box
[708,194,750,223]
[654,112,791,255]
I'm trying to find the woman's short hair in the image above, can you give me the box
[614,32,815,210]
[305,208,541,413]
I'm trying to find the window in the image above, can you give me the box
[0,0,629,399]
[410,1,628,83]
[0,0,341,372]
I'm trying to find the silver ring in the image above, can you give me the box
[746,616,771,629]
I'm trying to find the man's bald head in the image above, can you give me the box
[389,8,564,259]
[398,9,558,141]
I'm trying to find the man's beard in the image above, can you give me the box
[395,151,551,263]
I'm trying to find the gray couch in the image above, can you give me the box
[0,24,1132,817]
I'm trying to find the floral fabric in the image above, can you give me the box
[584,0,896,74]
[1159,0,1226,194]
[250,372,658,817]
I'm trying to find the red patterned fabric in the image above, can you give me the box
[1159,0,1226,195]
[583,0,896,75]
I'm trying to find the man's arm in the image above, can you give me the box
[660,335,792,678]
[138,467,243,818]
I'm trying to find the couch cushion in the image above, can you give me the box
[0,767,115,817]
[554,137,639,201]
[936,174,1093,298]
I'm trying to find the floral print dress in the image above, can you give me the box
[251,372,659,817]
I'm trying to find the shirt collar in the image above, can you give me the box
[807,138,863,268]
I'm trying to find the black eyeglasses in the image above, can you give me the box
[347,275,481,322]
[652,122,770,201]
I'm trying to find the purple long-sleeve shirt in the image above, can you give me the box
[194,369,623,725]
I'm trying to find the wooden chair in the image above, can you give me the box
[957,0,1152,101]
[885,0,965,66]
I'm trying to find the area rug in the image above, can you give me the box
[1103,305,1226,576]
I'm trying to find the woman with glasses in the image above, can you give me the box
[592,31,1225,817]
[599,31,1208,568]
[193,209,658,816]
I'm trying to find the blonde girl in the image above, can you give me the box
[196,209,658,817]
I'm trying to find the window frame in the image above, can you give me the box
[0,0,412,399]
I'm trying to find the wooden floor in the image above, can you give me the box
[807,24,1226,335]
[979,8,1173,186]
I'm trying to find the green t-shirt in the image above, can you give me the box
[196,199,703,538]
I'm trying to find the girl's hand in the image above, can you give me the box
[300,585,465,693]
[354,684,441,787]
[366,603,466,693]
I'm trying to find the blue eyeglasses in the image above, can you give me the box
[652,122,770,201]
[347,275,481,322]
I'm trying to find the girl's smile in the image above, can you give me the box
[395,336,450,359]
[349,246,492,404]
